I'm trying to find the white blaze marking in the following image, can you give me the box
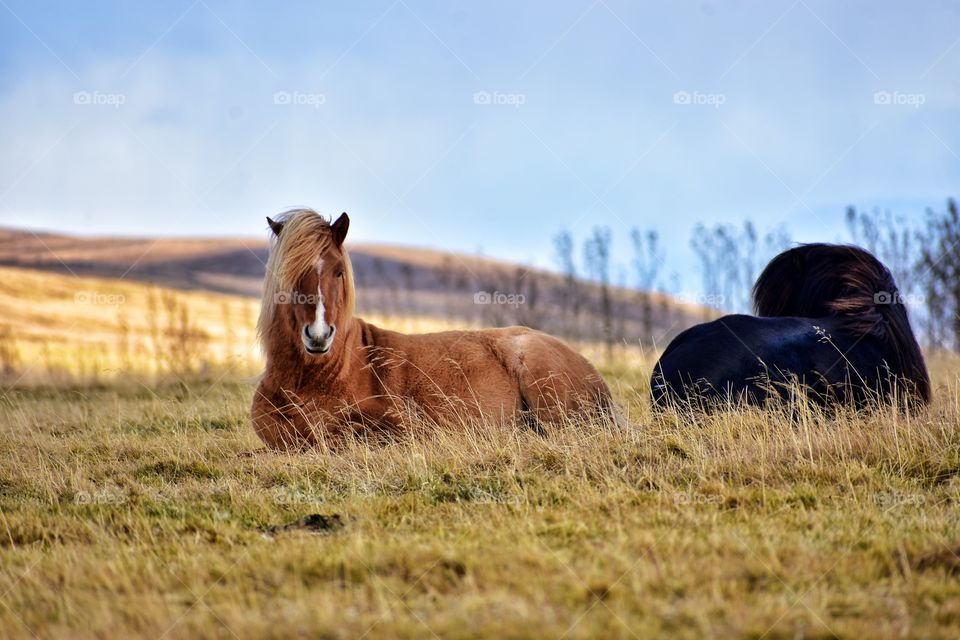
[308,261,328,340]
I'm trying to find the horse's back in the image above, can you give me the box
[365,323,613,424]
[651,315,885,408]
[493,326,615,421]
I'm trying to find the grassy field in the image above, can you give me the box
[2,352,960,639]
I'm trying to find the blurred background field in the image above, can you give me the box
[2,198,960,387]
[0,224,712,385]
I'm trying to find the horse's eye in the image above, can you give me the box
[335,270,344,278]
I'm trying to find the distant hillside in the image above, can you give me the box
[0,227,713,346]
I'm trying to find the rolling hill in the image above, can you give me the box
[0,226,711,366]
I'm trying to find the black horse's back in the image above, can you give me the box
[651,315,890,408]
[651,243,930,410]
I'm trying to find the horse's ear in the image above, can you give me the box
[331,212,349,246]
[266,216,284,236]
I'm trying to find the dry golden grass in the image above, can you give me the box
[1,350,959,639]
[0,267,494,384]
[0,267,262,381]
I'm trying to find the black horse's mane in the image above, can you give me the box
[752,243,931,402]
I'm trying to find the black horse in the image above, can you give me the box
[651,244,931,409]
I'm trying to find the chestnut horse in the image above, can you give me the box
[252,209,618,449]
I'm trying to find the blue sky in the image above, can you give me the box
[0,0,957,290]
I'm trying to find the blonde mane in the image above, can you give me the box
[257,209,356,349]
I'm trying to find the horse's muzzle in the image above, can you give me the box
[302,324,335,355]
